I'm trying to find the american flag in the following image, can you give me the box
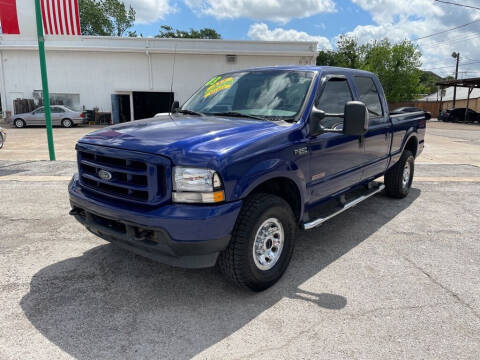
[0,0,81,36]
[40,0,81,35]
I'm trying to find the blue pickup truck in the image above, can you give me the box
[69,66,426,291]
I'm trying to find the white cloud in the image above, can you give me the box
[342,0,480,78]
[185,0,335,23]
[248,23,332,50]
[127,0,175,23]
[351,0,444,24]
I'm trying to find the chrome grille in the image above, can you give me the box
[76,143,171,205]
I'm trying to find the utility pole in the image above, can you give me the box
[452,52,460,108]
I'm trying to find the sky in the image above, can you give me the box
[127,0,480,78]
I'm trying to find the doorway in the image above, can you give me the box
[111,94,131,124]
[132,92,173,120]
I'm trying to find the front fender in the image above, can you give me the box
[228,158,307,218]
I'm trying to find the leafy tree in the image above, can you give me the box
[79,0,111,36]
[79,0,135,37]
[103,0,135,37]
[155,25,221,39]
[316,36,425,102]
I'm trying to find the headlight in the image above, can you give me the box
[172,167,225,203]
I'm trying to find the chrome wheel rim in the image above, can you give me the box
[402,161,411,187]
[63,120,72,127]
[253,218,284,271]
[15,120,24,128]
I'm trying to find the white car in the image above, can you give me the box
[11,105,86,128]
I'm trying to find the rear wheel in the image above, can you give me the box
[0,134,3,149]
[61,118,73,128]
[217,193,296,291]
[385,150,414,198]
[14,119,26,128]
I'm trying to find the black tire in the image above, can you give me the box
[385,150,414,198]
[217,193,296,291]
[61,118,73,128]
[14,119,26,128]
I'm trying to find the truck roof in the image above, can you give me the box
[238,65,375,77]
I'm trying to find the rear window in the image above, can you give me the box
[353,76,384,118]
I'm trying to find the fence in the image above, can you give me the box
[389,98,480,117]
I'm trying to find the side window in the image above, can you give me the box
[52,107,65,113]
[35,108,45,114]
[315,77,353,129]
[353,76,384,120]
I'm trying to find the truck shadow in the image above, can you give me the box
[20,189,420,359]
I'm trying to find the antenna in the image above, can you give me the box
[170,40,177,109]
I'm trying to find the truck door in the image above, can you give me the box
[308,75,365,203]
[353,76,391,178]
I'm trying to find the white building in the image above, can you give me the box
[0,36,317,123]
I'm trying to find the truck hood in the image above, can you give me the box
[79,115,287,164]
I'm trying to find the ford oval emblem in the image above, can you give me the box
[98,169,112,181]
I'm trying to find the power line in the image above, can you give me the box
[434,0,480,11]
[419,33,480,48]
[414,19,480,40]
[422,61,480,71]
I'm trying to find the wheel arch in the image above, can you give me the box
[402,133,419,158]
[241,175,305,223]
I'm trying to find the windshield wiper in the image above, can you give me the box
[177,109,204,116]
[207,111,266,121]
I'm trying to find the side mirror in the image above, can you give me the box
[171,101,180,114]
[343,101,369,136]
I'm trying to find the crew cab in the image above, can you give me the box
[69,66,426,291]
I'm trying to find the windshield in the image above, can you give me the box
[182,70,315,120]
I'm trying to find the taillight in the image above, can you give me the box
[80,113,84,118]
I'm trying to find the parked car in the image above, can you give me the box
[0,127,6,149]
[11,105,86,128]
[391,107,431,120]
[69,66,427,291]
[439,108,479,123]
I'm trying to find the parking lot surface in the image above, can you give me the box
[0,121,479,359]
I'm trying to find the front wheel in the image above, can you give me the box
[217,193,296,291]
[0,134,3,149]
[385,150,414,198]
[14,119,26,128]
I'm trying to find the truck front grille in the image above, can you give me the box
[76,143,171,205]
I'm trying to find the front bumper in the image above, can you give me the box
[69,174,242,268]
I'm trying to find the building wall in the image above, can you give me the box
[0,39,315,116]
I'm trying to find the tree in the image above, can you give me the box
[361,39,424,102]
[79,0,111,36]
[103,0,135,37]
[316,36,425,102]
[79,0,135,37]
[155,25,221,39]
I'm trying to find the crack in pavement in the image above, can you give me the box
[400,254,480,320]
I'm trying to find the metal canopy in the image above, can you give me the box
[436,77,480,88]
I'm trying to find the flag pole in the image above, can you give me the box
[34,0,56,161]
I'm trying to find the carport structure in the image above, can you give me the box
[437,77,480,121]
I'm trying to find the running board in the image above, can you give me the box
[303,184,385,230]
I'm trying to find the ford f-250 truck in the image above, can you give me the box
[69,66,426,291]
